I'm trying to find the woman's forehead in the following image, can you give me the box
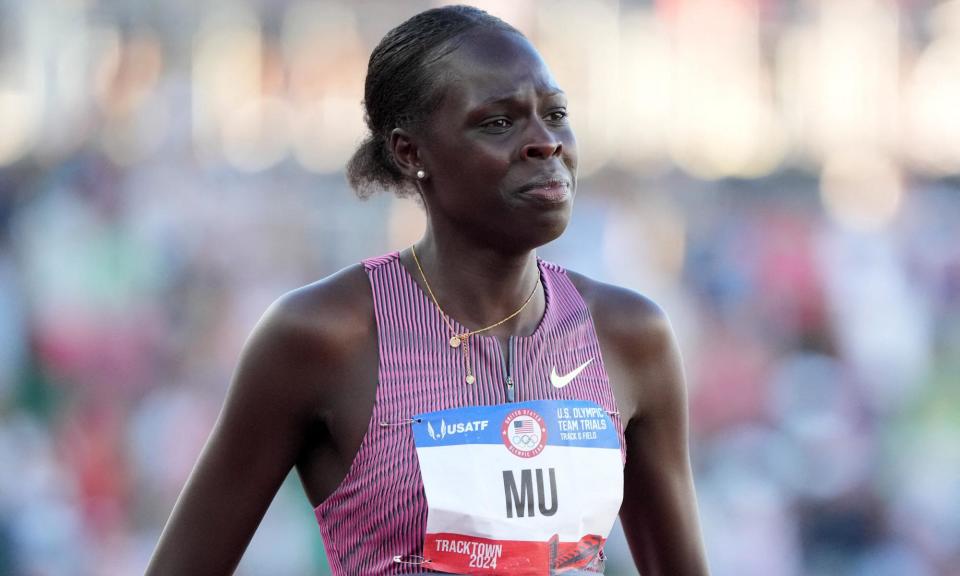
[433,29,562,108]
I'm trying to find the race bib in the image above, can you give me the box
[411,400,623,575]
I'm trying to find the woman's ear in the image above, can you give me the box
[390,128,423,179]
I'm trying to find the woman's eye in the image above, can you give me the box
[482,118,512,130]
[546,110,568,122]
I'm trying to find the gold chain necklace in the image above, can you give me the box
[410,244,540,385]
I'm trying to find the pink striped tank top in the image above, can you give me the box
[313,252,625,575]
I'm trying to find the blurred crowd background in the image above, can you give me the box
[1,0,958,574]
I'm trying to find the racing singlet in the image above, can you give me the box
[314,252,626,575]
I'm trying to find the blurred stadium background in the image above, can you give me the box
[1,0,958,574]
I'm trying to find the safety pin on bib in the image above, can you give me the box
[378,417,422,428]
[393,554,431,567]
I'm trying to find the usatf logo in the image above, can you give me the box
[427,418,489,441]
[501,408,547,458]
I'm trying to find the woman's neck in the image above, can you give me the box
[405,231,545,339]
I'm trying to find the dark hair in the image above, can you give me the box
[346,5,520,198]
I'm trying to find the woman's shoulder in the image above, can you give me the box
[563,269,681,422]
[229,263,377,420]
[562,269,671,343]
[258,262,375,353]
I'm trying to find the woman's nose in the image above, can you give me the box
[520,115,564,159]
[521,139,563,160]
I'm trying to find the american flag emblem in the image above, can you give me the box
[502,408,547,457]
[513,419,535,434]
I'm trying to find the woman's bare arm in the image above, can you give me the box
[145,288,341,575]
[573,276,709,576]
[616,304,708,575]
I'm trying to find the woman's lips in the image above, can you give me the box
[517,180,571,203]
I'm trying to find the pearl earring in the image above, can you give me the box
[416,169,426,180]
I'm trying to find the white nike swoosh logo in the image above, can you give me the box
[550,358,594,388]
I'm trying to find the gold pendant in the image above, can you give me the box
[465,374,476,384]
[449,335,461,348]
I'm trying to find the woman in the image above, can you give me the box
[147,5,709,575]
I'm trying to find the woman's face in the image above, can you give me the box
[415,28,578,251]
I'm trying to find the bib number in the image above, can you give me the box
[412,400,622,575]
